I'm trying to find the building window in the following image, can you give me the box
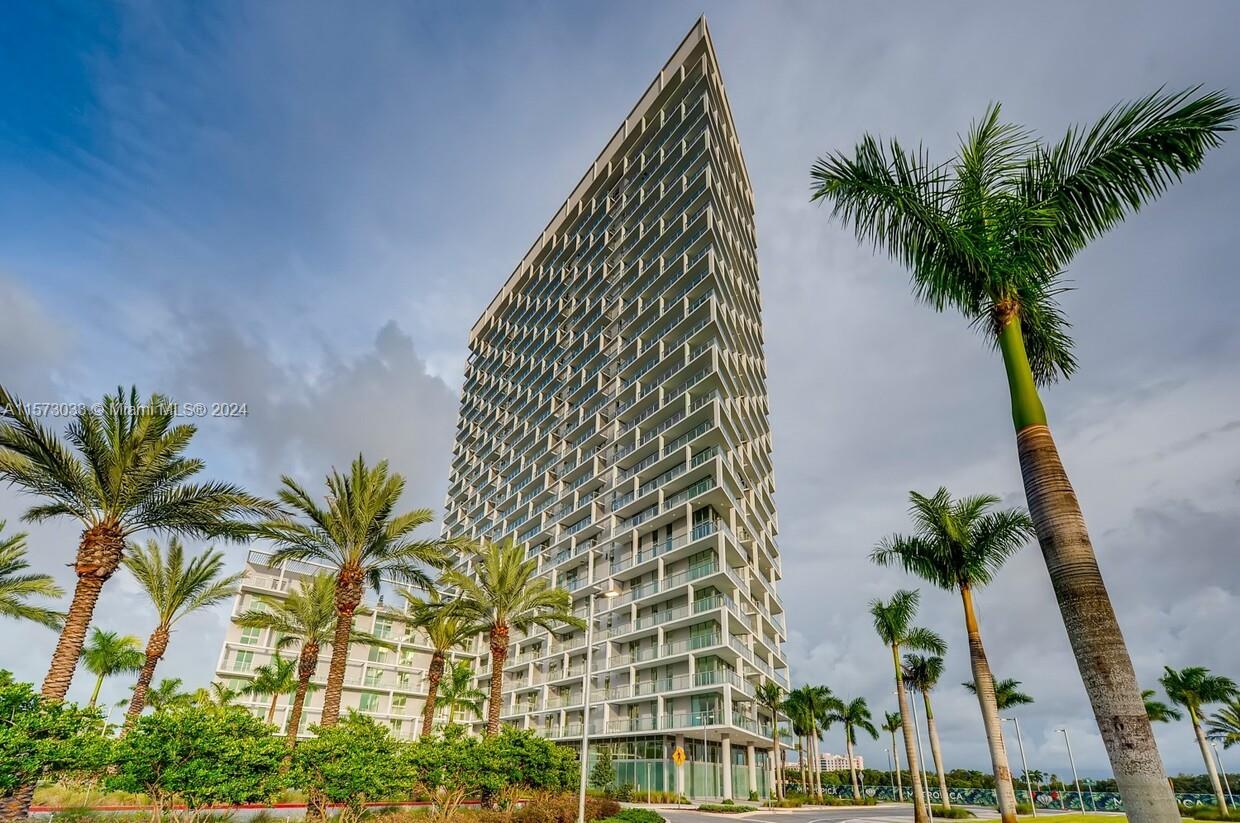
[392,695,407,713]
[233,650,254,672]
[374,618,393,640]
[400,649,415,667]
[359,693,380,712]
[239,626,262,646]
[363,670,383,687]
[368,646,388,664]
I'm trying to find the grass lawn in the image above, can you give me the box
[1017,815,1202,823]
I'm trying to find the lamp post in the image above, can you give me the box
[1003,717,1036,817]
[1212,741,1235,806]
[1056,728,1086,815]
[577,577,620,823]
[885,748,893,798]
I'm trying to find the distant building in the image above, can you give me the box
[820,752,863,772]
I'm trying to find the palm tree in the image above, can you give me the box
[142,677,192,712]
[870,590,944,823]
[205,680,240,706]
[904,654,951,808]
[964,678,1035,711]
[1143,689,1182,724]
[1207,698,1240,749]
[828,697,878,801]
[784,693,811,794]
[0,522,63,630]
[402,588,480,737]
[811,90,1237,823]
[1160,666,1239,813]
[784,684,838,797]
[882,711,906,801]
[436,659,485,724]
[255,455,457,729]
[756,681,786,799]
[0,386,272,702]
[235,573,390,747]
[121,538,242,730]
[873,488,1033,823]
[243,655,300,723]
[80,628,144,708]
[438,538,582,735]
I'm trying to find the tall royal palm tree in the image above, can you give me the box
[80,628,144,708]
[1207,698,1240,749]
[784,692,811,794]
[964,677,1035,711]
[882,711,906,800]
[235,573,389,747]
[785,684,838,797]
[402,588,480,737]
[811,90,1237,823]
[1142,689,1182,724]
[828,697,878,801]
[243,655,300,723]
[122,538,241,730]
[904,654,951,808]
[439,538,582,735]
[756,681,786,798]
[141,677,192,712]
[256,456,457,728]
[1160,666,1239,813]
[0,386,271,702]
[0,522,63,630]
[874,488,1033,823]
[870,590,945,823]
[436,659,486,724]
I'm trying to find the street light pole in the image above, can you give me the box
[577,578,619,823]
[1003,717,1036,817]
[908,684,933,810]
[886,748,893,799]
[1056,728,1086,815]
[1212,742,1235,806]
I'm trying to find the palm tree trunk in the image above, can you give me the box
[42,526,126,700]
[846,730,860,801]
[771,729,782,800]
[998,310,1178,823]
[285,641,318,749]
[960,585,1017,823]
[322,576,362,728]
[1192,712,1230,814]
[812,729,823,796]
[894,644,929,823]
[486,623,508,736]
[923,691,951,809]
[892,729,904,801]
[421,650,445,738]
[796,739,804,795]
[123,625,170,733]
[88,673,104,708]
[267,693,279,724]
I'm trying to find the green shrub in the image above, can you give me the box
[291,712,404,823]
[696,803,756,813]
[765,797,804,808]
[1187,807,1240,821]
[931,805,975,819]
[1013,802,1033,815]
[610,809,665,823]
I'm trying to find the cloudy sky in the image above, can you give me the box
[2,0,1239,779]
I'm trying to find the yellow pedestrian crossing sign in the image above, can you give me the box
[672,746,686,766]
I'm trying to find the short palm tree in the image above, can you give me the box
[828,697,878,801]
[870,590,945,823]
[964,678,1035,711]
[874,488,1034,823]
[438,538,582,735]
[882,710,906,800]
[904,654,951,808]
[256,455,457,728]
[784,693,811,794]
[121,538,242,730]
[784,684,838,797]
[243,654,300,723]
[1207,698,1240,749]
[142,677,191,712]
[80,627,144,708]
[1160,666,1239,813]
[0,386,271,701]
[812,91,1237,823]
[0,522,63,630]
[402,587,480,737]
[205,680,240,706]
[234,573,390,747]
[756,681,786,798]
[1143,689,1182,724]
[436,659,485,724]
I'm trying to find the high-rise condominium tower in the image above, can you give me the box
[442,18,788,801]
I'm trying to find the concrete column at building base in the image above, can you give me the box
[722,734,733,801]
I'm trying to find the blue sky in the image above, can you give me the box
[2,0,1240,778]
